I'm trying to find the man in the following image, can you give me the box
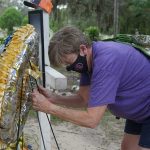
[32,26,150,150]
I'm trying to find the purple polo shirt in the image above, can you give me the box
[80,41,150,123]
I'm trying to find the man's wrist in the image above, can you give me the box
[48,102,59,115]
[48,93,58,104]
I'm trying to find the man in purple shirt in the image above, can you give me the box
[32,26,150,150]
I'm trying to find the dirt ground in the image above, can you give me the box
[24,111,125,150]
[51,116,125,150]
[23,70,125,150]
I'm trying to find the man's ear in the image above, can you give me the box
[79,44,88,56]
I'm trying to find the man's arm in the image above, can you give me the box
[50,94,84,108]
[32,89,107,128]
[49,104,107,128]
[48,85,90,108]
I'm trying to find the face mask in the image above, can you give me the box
[66,55,88,73]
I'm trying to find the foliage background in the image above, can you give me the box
[0,0,149,35]
[50,0,150,34]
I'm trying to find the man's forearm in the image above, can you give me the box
[32,89,107,128]
[50,94,87,108]
[47,104,95,127]
[46,104,106,128]
[49,86,90,108]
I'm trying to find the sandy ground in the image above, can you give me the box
[23,73,125,150]
[24,112,125,150]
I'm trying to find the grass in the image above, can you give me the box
[28,109,64,124]
[28,109,37,118]
[100,110,125,140]
[51,115,64,125]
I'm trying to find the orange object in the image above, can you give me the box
[39,0,53,14]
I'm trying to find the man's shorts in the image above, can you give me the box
[124,117,150,148]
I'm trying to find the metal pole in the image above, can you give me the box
[114,0,119,37]
[28,10,51,150]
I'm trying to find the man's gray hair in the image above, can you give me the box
[48,26,91,67]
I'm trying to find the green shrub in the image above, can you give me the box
[85,26,100,41]
[0,7,22,34]
[22,16,28,26]
[0,37,4,44]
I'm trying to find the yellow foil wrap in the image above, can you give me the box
[27,69,41,80]
[0,24,39,145]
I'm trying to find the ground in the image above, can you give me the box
[51,114,125,150]
[23,69,125,150]
[24,111,125,150]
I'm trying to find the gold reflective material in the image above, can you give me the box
[0,92,4,98]
[0,84,6,89]
[0,70,9,77]
[0,66,10,72]
[0,78,7,84]
[29,61,42,79]
[0,24,39,146]
[0,140,7,149]
[26,68,41,80]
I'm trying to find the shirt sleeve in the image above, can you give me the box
[80,72,91,86]
[88,70,120,107]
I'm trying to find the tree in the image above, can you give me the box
[22,16,28,25]
[0,7,22,34]
[50,0,150,34]
[119,0,150,34]
[0,0,9,14]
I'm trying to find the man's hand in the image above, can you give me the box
[32,89,53,113]
[38,85,52,98]
[38,85,54,99]
[31,89,107,128]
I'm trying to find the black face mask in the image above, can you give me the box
[66,55,88,73]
